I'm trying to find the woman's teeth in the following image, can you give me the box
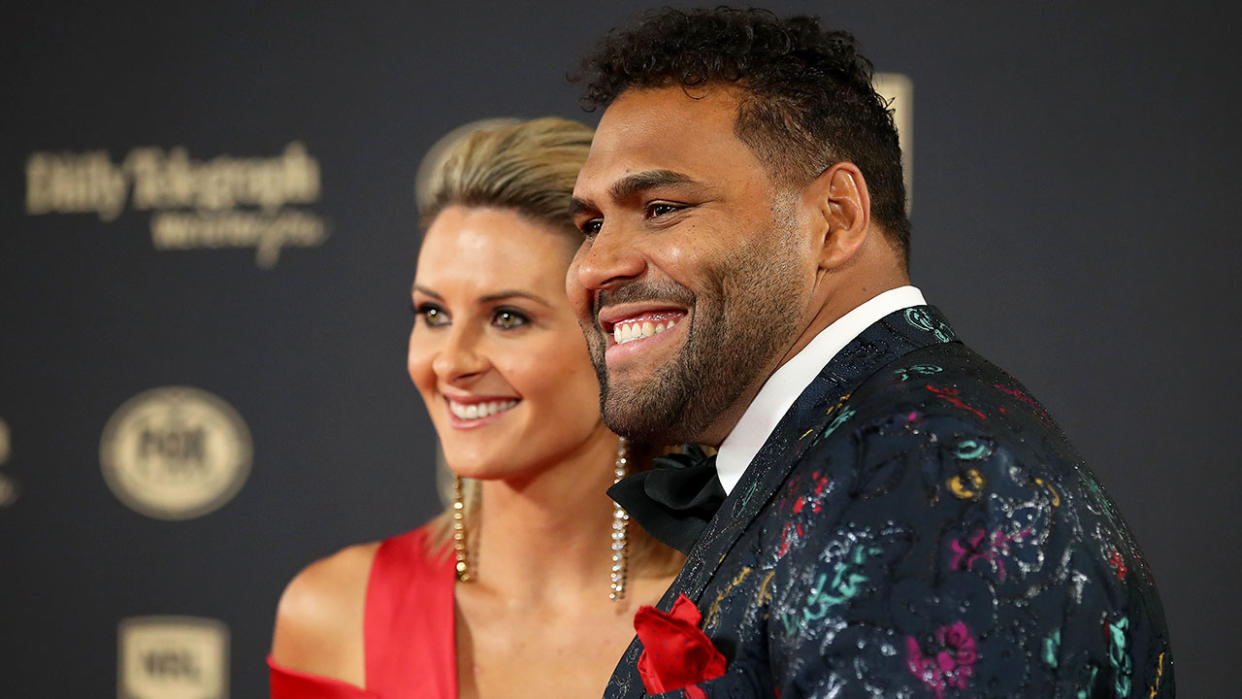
[614,317,677,345]
[448,399,518,420]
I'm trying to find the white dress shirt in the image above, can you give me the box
[714,286,927,494]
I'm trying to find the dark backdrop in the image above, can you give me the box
[3,2,1238,696]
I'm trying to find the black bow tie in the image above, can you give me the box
[607,445,726,555]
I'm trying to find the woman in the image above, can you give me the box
[269,117,681,698]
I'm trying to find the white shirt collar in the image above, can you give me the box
[713,285,927,494]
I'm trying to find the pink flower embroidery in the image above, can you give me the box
[906,622,978,698]
[949,527,1031,581]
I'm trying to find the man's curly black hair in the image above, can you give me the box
[577,7,910,261]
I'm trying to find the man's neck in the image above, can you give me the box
[709,284,926,493]
[700,281,917,441]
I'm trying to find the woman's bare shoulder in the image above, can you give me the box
[270,542,381,686]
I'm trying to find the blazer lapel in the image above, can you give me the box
[663,305,959,605]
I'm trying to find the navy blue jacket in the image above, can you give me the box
[605,306,1173,698]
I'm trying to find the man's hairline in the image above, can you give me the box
[580,83,898,247]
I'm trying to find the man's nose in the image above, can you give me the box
[569,224,646,296]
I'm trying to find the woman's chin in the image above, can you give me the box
[444,454,519,482]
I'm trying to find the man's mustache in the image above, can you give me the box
[594,281,697,322]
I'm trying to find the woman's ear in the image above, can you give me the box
[809,161,872,270]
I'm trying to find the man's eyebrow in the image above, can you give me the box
[609,169,696,201]
[570,169,698,218]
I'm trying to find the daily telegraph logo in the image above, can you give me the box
[101,387,251,520]
[25,142,326,268]
[118,616,229,699]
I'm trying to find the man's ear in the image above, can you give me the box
[807,161,871,270]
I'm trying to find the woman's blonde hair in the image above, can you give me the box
[420,116,594,236]
[418,117,683,579]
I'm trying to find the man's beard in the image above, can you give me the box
[584,219,806,444]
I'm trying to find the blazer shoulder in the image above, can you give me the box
[836,342,1069,455]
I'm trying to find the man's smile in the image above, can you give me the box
[610,311,684,344]
[597,306,691,367]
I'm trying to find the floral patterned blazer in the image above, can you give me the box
[605,306,1173,698]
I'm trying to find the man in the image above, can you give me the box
[567,8,1172,698]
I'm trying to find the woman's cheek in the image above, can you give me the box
[405,335,437,394]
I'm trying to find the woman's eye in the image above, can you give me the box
[416,304,449,327]
[493,309,528,329]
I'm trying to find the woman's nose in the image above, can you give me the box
[431,325,489,382]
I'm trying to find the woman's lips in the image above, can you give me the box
[444,397,519,428]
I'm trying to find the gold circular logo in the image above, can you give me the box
[101,387,251,520]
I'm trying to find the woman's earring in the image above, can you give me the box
[610,438,630,601]
[453,474,471,582]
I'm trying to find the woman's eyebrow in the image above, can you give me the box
[479,290,552,307]
[411,284,443,299]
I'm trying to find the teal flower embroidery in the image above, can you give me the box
[778,544,879,635]
[1077,666,1099,699]
[821,406,856,439]
[904,308,955,343]
[1042,630,1060,668]
[893,363,943,382]
[1108,616,1133,696]
[953,438,993,461]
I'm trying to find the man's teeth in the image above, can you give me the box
[448,399,518,420]
[614,317,677,345]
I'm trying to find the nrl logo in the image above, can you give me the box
[118,616,229,699]
[101,386,251,520]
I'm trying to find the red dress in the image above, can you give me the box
[269,526,457,698]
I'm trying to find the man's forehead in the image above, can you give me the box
[596,84,742,139]
[576,85,748,195]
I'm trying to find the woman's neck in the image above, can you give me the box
[465,423,622,608]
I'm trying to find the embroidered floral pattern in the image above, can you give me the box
[950,526,1033,581]
[606,307,1172,699]
[778,543,880,636]
[947,468,985,500]
[925,384,987,421]
[905,622,979,698]
[894,363,943,382]
[1109,616,1133,696]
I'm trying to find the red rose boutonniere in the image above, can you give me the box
[634,594,726,698]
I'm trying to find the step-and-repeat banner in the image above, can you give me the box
[4,3,1238,697]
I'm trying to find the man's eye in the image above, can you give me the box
[416,303,449,327]
[580,218,603,237]
[646,202,681,218]
[493,309,528,329]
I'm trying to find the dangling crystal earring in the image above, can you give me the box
[609,438,630,601]
[453,474,471,582]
